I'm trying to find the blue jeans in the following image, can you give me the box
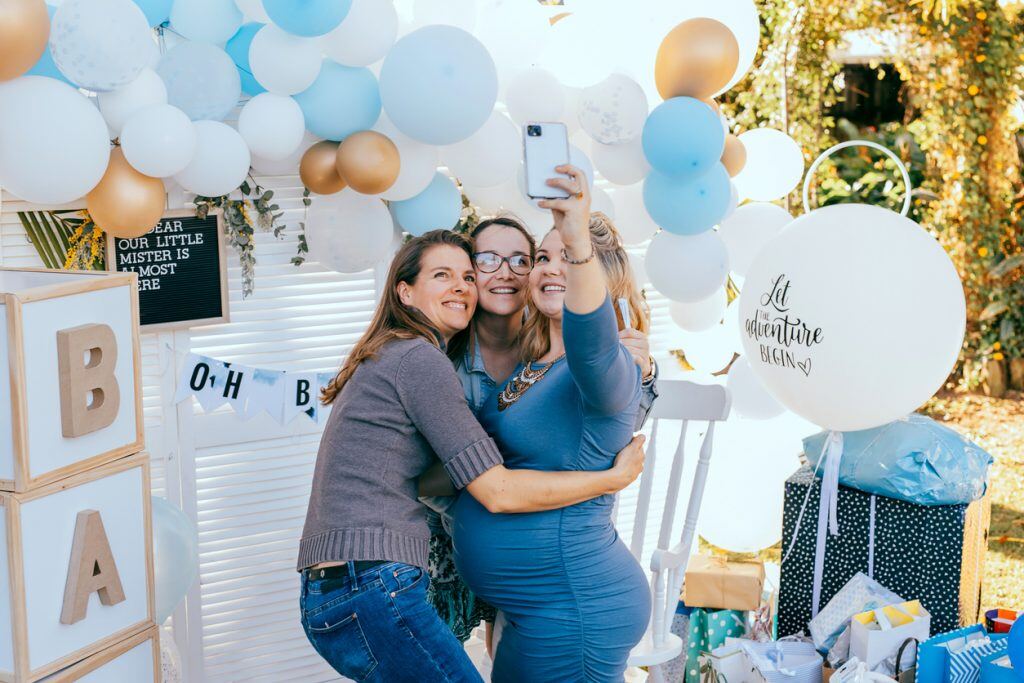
[299,562,483,682]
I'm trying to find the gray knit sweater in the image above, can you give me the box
[297,337,504,571]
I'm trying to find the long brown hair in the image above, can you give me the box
[321,229,475,404]
[519,212,650,362]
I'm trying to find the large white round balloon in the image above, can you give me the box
[170,0,243,44]
[0,77,111,204]
[235,0,271,22]
[306,190,394,272]
[578,74,648,145]
[504,68,565,127]
[475,0,550,78]
[173,121,251,197]
[237,93,305,161]
[374,114,439,201]
[608,183,658,245]
[678,322,737,374]
[591,137,651,186]
[739,203,966,431]
[727,355,785,419]
[645,230,729,303]
[250,131,320,176]
[465,172,551,235]
[249,25,322,96]
[50,0,155,92]
[442,111,518,188]
[669,288,727,332]
[322,0,398,67]
[733,128,805,202]
[698,411,813,552]
[718,202,793,276]
[121,104,197,178]
[591,187,616,220]
[98,68,167,135]
[538,11,614,89]
[628,252,648,289]
[157,42,241,122]
[413,0,476,31]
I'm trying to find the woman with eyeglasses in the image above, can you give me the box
[419,215,659,653]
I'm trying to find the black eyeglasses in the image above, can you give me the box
[473,251,534,275]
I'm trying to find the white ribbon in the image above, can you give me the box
[811,431,844,616]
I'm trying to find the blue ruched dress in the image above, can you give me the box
[452,297,651,682]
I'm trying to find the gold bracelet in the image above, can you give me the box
[561,246,595,265]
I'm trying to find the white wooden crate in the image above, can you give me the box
[0,453,155,682]
[38,626,159,683]
[0,268,143,492]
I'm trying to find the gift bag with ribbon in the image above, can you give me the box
[685,609,748,683]
[948,635,1007,683]
[810,572,904,652]
[684,555,766,612]
[738,638,824,683]
[850,600,931,672]
[917,624,987,683]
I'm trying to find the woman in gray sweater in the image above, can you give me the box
[297,229,645,683]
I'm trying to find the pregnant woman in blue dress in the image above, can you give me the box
[453,166,651,681]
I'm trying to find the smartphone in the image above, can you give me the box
[523,122,571,200]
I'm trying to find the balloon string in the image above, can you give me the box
[157,24,260,80]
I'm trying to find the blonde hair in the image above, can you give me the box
[519,212,650,362]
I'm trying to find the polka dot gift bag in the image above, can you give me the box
[685,609,747,683]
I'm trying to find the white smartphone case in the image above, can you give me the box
[523,121,571,200]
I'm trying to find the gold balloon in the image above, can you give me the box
[86,148,166,239]
[701,98,721,115]
[335,131,400,195]
[721,134,747,177]
[300,141,347,195]
[0,0,50,82]
[655,18,740,101]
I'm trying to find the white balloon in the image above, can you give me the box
[698,411,813,552]
[413,0,476,31]
[725,181,739,219]
[476,0,549,79]
[50,0,156,92]
[472,169,551,235]
[306,190,394,272]
[157,41,241,121]
[645,230,729,303]
[174,121,251,197]
[718,202,793,277]
[678,323,736,374]
[739,204,966,431]
[569,145,594,188]
[0,77,110,204]
[98,68,167,135]
[591,137,650,186]
[504,68,564,127]
[591,187,615,220]
[727,356,785,419]
[170,0,243,44]
[607,183,658,245]
[249,25,322,96]
[669,288,727,332]
[322,0,398,67]
[374,114,439,201]
[121,104,197,178]
[538,11,613,89]
[578,74,648,145]
[250,131,320,176]
[561,86,583,136]
[237,93,305,161]
[442,111,518,188]
[733,128,805,202]
[234,0,270,22]
[628,252,648,289]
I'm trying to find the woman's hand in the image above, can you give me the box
[537,164,591,254]
[606,434,647,493]
[619,328,652,378]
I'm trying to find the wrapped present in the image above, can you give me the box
[810,572,903,651]
[738,638,824,683]
[985,610,1022,634]
[778,465,989,641]
[685,608,747,683]
[683,555,766,612]
[850,600,931,672]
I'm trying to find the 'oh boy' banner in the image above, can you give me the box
[174,353,336,425]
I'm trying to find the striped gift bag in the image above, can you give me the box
[948,636,1007,683]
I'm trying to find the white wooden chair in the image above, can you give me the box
[622,379,732,683]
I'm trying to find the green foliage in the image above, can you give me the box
[18,210,106,271]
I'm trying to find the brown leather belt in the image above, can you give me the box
[305,560,386,581]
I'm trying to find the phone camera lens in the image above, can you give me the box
[527,125,542,137]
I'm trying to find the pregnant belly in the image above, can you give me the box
[452,494,650,621]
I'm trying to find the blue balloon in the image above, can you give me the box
[392,173,462,236]
[1009,614,1024,680]
[151,497,199,624]
[132,0,173,27]
[293,61,380,141]
[225,23,266,97]
[643,164,731,235]
[380,25,497,145]
[642,97,725,178]
[27,6,73,86]
[262,0,352,37]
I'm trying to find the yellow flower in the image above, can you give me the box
[967,85,979,96]
[978,246,989,257]
[975,54,986,63]
[976,10,987,20]
[994,342,1002,351]
[978,135,988,145]
[993,352,1004,361]
[919,24,929,34]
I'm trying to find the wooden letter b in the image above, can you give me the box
[57,323,120,438]
[61,509,126,625]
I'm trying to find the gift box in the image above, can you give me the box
[685,608,747,683]
[683,555,766,612]
[737,639,824,683]
[778,466,989,640]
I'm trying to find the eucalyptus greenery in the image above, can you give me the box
[194,177,286,298]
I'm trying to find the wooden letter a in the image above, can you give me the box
[61,509,126,625]
[57,323,120,438]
